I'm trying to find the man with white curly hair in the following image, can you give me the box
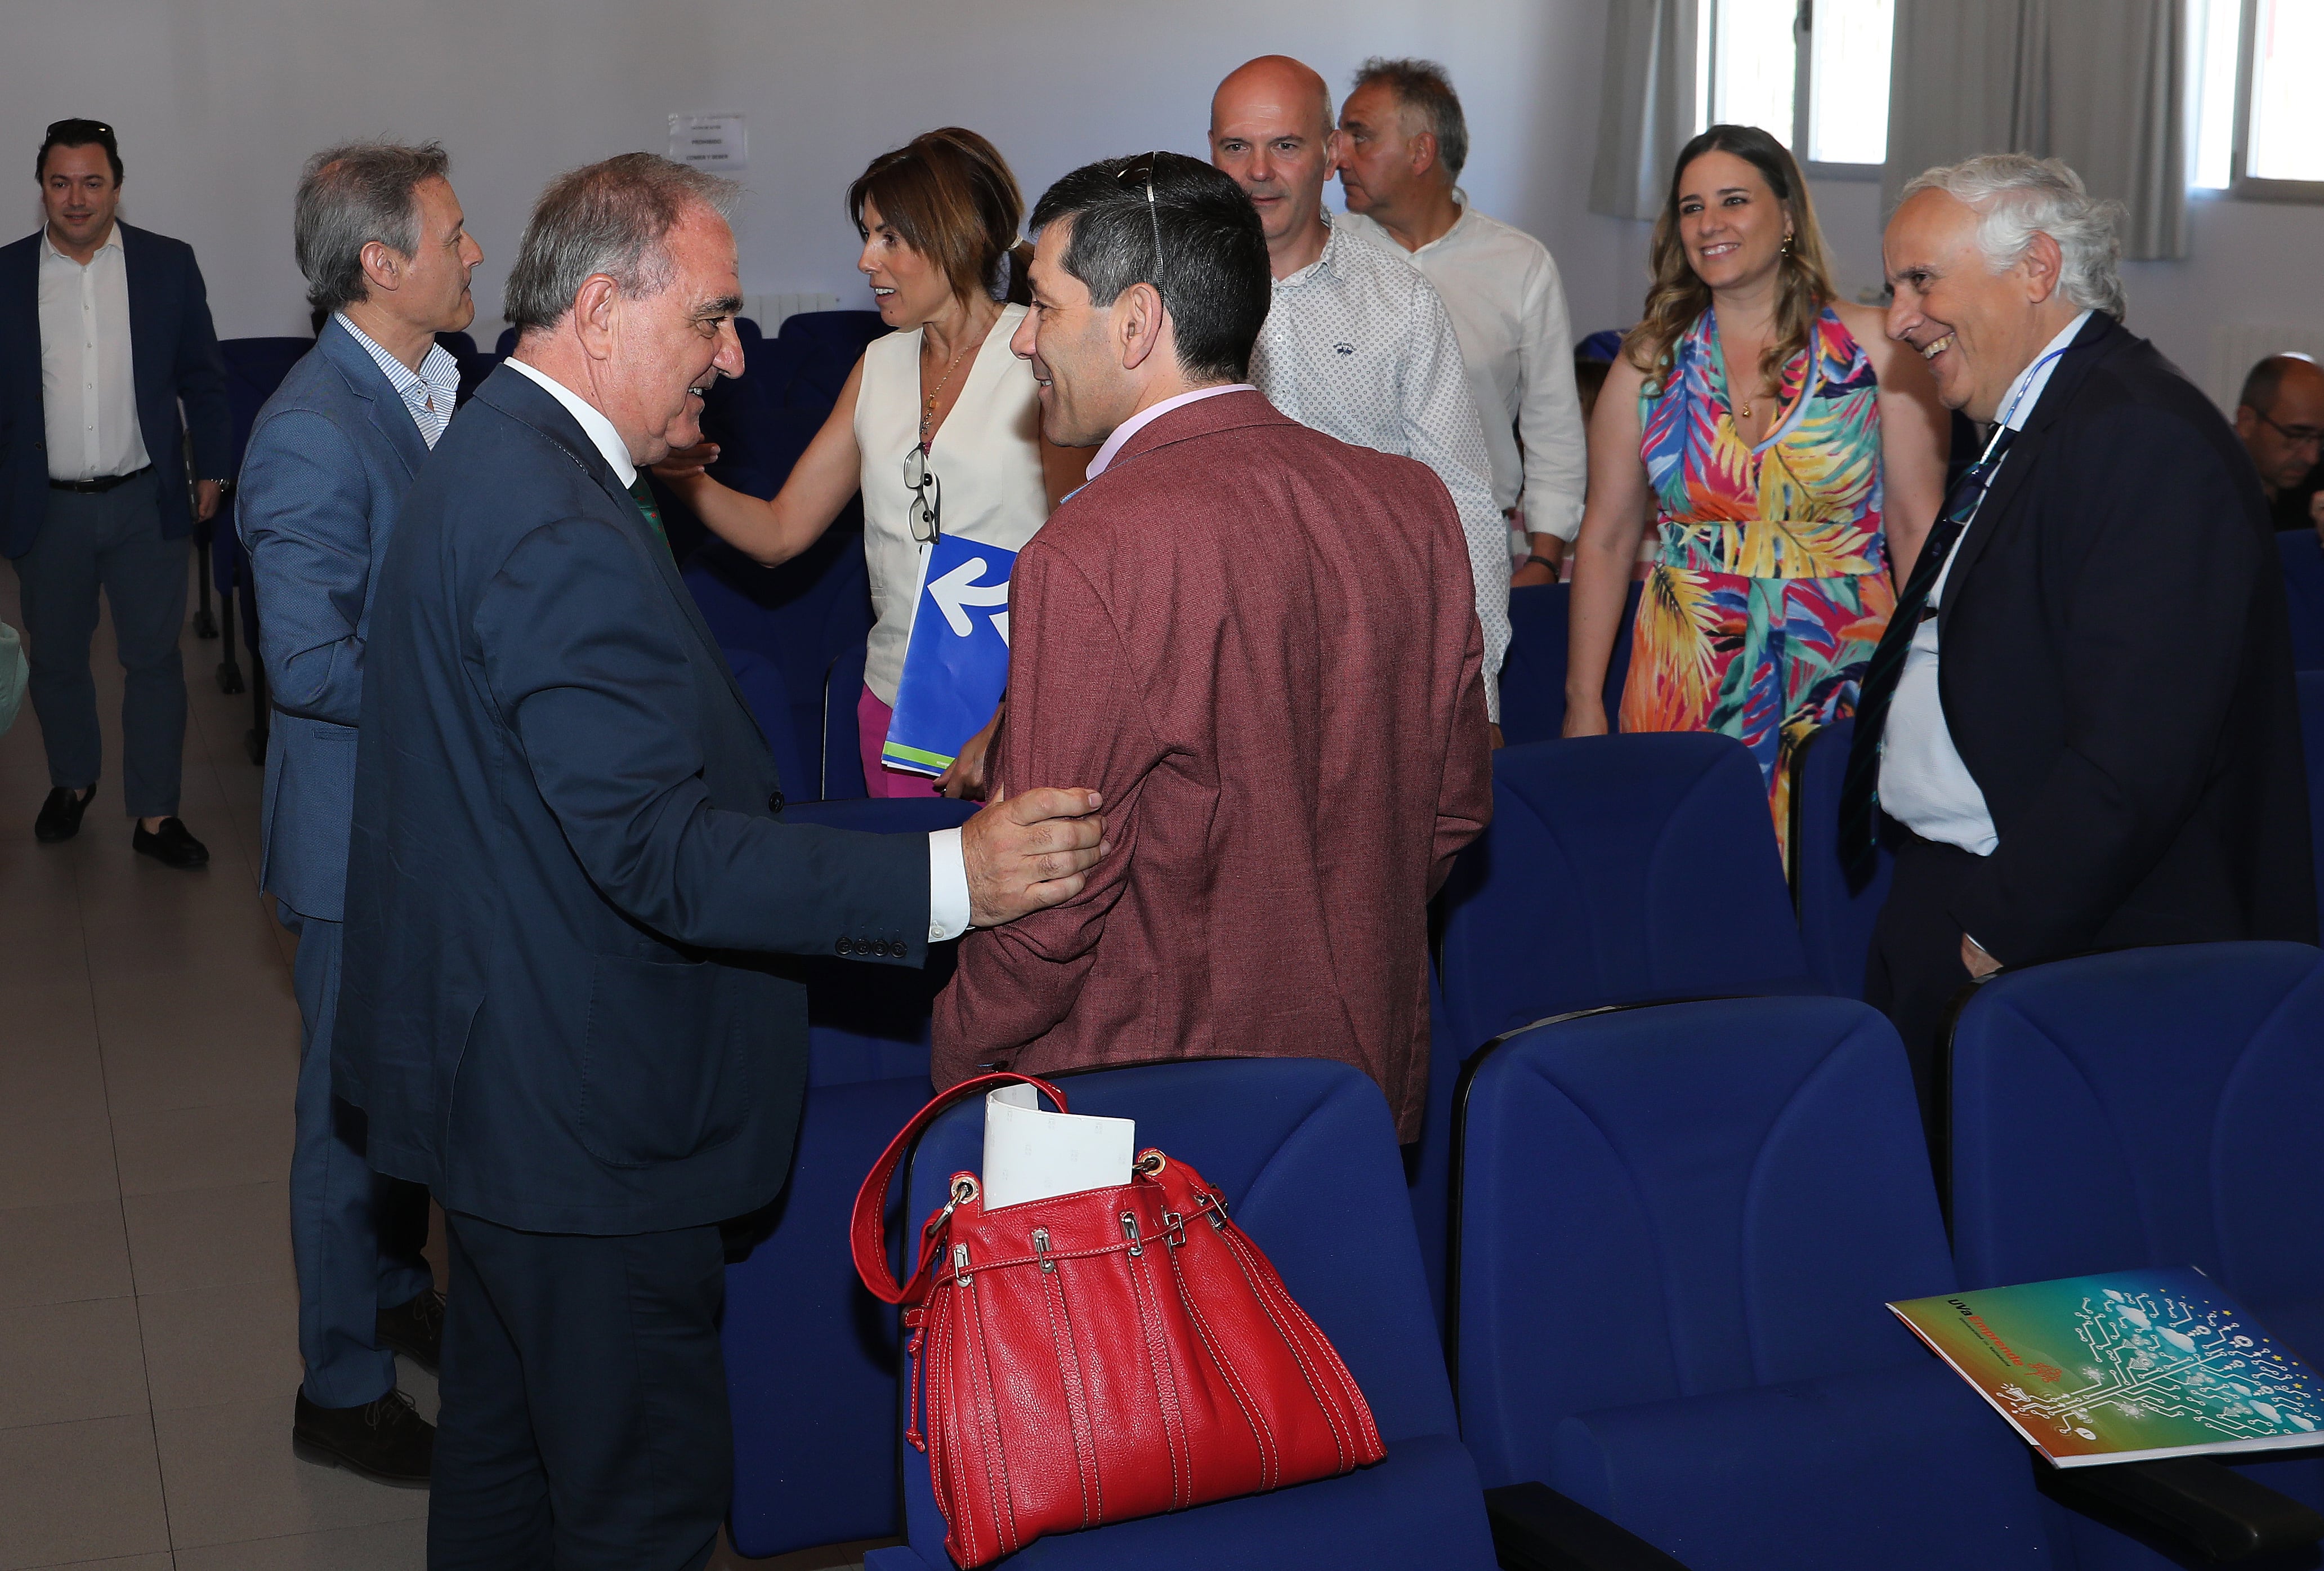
[1844,153,2315,1133]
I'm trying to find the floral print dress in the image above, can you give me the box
[1619,306,1896,862]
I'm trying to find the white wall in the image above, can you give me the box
[6,0,2315,410]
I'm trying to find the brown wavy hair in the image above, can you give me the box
[1624,125,1838,395]
[847,128,1031,308]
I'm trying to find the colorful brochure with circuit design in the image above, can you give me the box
[1891,1267,2324,1467]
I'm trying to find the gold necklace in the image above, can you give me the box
[918,316,993,449]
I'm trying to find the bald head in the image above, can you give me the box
[1209,54,1338,275]
[1212,55,1333,141]
[2237,354,2324,499]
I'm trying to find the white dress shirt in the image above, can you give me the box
[506,357,975,940]
[38,222,149,481]
[1337,201,1588,537]
[1878,309,2093,854]
[337,314,461,449]
[1249,216,1509,719]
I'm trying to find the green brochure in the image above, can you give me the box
[1890,1267,2324,1467]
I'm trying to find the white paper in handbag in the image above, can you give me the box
[980,1083,1135,1211]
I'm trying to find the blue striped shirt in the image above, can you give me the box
[335,314,461,449]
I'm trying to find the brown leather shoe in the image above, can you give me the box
[292,1387,432,1487]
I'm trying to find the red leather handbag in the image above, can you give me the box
[851,1072,1386,1568]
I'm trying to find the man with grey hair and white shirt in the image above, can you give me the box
[1843,153,2314,1139]
[1209,54,1511,728]
[1335,57,1588,584]
[239,140,482,1485]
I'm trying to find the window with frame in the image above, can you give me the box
[2189,0,2324,198]
[1698,0,1897,175]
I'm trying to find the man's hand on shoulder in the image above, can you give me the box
[963,787,1108,927]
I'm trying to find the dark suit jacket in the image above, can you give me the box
[932,390,1494,1140]
[0,222,230,557]
[1935,311,2317,962]
[334,363,930,1235]
[236,319,431,922]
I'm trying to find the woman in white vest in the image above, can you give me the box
[655,128,1083,797]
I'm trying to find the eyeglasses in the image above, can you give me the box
[1116,152,1167,295]
[904,445,942,543]
[2254,407,2324,453]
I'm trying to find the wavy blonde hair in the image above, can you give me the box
[1625,125,1838,395]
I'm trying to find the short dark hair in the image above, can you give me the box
[39,119,122,185]
[504,152,736,333]
[1351,57,1469,181]
[848,128,1031,307]
[296,142,452,314]
[1027,153,1270,385]
[2240,352,2321,415]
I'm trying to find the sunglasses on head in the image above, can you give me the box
[1115,152,1167,294]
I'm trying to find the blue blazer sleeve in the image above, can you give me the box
[237,408,372,725]
[477,510,930,956]
[174,249,230,481]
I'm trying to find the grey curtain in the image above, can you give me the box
[1590,0,1702,221]
[1882,0,2188,261]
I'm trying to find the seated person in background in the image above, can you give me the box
[2233,352,2324,533]
[932,153,1492,1140]
[652,128,1085,798]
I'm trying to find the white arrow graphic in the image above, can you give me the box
[928,555,1011,637]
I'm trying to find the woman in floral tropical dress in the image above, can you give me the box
[1565,123,1947,862]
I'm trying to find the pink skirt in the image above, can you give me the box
[856,685,943,799]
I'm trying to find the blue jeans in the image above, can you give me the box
[283,905,433,1408]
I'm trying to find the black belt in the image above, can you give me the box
[49,465,151,494]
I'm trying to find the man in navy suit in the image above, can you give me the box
[1850,154,2316,1133]
[334,153,1110,1568]
[238,142,485,1487]
[3,119,230,863]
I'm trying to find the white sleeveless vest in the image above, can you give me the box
[852,302,1048,703]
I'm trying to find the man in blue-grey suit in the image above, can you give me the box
[3,118,230,863]
[334,153,1110,1569]
[238,142,483,1487]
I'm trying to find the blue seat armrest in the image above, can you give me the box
[1482,1481,1692,1571]
[2037,1456,2324,1564]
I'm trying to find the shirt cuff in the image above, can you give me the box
[928,827,972,941]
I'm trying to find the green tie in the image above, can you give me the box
[627,476,667,545]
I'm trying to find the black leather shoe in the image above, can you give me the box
[376,1288,444,1373]
[292,1387,433,1487]
[131,817,209,868]
[33,786,94,843]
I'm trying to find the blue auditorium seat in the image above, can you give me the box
[725,1072,932,1557]
[776,308,887,407]
[1497,581,1642,747]
[494,325,517,356]
[821,639,871,801]
[1947,943,2324,1567]
[2284,533,2324,672]
[722,646,812,799]
[2303,672,2324,908]
[432,329,477,358]
[1787,717,1901,999]
[684,535,873,799]
[865,1059,1500,1571]
[1411,735,1818,1332]
[1456,996,2063,1570]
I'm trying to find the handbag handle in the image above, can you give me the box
[851,1070,1069,1306]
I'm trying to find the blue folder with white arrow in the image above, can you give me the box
[882,533,1016,776]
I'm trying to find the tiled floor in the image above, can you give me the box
[0,569,868,1569]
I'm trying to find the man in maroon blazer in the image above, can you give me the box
[932,153,1491,1139]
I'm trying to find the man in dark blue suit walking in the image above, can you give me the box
[239,142,486,1487]
[334,153,1109,1569]
[2,118,230,864]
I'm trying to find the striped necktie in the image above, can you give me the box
[1835,423,2018,881]
[627,476,667,545]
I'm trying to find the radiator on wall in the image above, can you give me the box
[2210,324,2324,414]
[746,291,846,332]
